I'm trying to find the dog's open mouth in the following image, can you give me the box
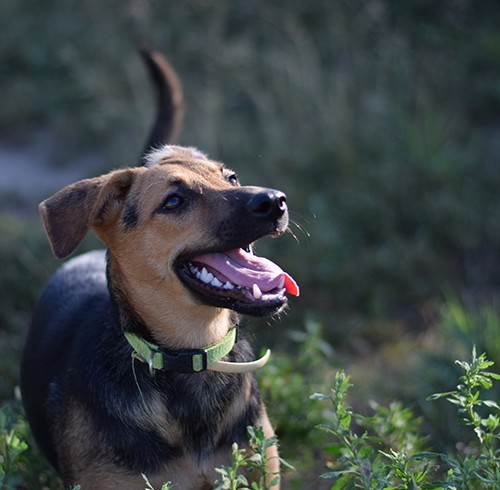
[177,248,299,315]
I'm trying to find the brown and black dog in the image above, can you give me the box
[20,51,298,489]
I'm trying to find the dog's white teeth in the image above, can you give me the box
[252,283,263,300]
[277,276,285,289]
[211,277,223,288]
[200,267,215,284]
[195,266,234,289]
[200,267,214,284]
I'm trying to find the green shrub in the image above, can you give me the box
[0,402,60,490]
[312,348,500,489]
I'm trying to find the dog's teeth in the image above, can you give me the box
[252,284,262,299]
[200,267,209,282]
[196,270,201,279]
[277,276,285,289]
[200,267,214,284]
[211,277,223,287]
[223,281,234,290]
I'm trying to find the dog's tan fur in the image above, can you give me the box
[37,146,280,488]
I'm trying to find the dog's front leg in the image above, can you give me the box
[261,412,281,489]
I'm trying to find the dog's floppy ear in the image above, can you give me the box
[39,169,136,259]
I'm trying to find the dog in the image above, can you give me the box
[20,50,299,489]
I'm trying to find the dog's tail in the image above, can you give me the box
[140,48,184,156]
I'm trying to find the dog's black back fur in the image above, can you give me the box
[22,251,109,469]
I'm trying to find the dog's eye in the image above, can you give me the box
[227,173,239,186]
[162,194,184,210]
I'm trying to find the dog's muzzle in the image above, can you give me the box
[175,186,299,316]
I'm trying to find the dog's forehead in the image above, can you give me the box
[144,145,209,167]
[140,145,228,188]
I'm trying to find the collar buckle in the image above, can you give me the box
[161,348,208,373]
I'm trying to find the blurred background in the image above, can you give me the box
[1,0,500,487]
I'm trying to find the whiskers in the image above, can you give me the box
[286,210,313,244]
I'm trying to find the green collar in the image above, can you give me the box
[125,327,271,375]
[124,327,238,374]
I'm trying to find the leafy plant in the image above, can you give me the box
[428,347,500,488]
[0,402,61,490]
[213,426,290,490]
[0,405,28,488]
[312,348,500,489]
[311,372,440,489]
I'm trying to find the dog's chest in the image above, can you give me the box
[157,371,246,447]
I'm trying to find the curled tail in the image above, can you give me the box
[140,48,184,156]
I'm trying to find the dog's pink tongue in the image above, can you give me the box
[193,248,299,296]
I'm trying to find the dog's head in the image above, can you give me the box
[40,146,298,319]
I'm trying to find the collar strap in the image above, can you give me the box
[124,327,237,374]
[124,327,270,374]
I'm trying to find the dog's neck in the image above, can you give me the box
[106,253,234,350]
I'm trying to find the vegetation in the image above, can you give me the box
[1,1,500,489]
[0,402,60,489]
[313,348,499,489]
[1,340,498,488]
[212,426,291,490]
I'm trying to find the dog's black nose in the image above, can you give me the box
[247,190,287,220]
